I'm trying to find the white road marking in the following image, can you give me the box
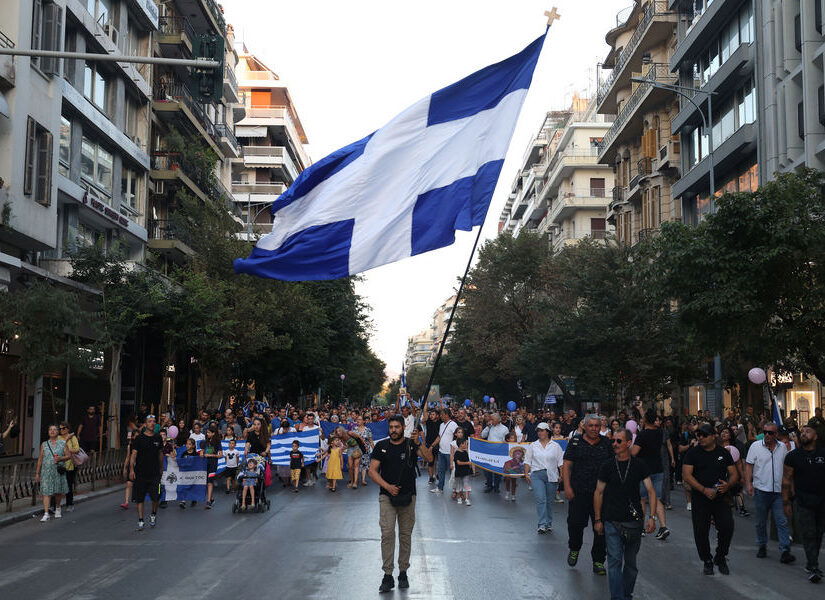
[0,559,71,588]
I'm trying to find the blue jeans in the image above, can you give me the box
[436,451,451,491]
[485,470,501,492]
[754,489,791,552]
[529,470,557,528]
[605,521,642,600]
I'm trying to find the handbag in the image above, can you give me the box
[48,441,67,476]
[389,440,414,507]
[72,446,89,466]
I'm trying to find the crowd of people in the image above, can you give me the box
[29,397,825,595]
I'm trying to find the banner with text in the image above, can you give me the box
[160,448,207,502]
[468,437,568,477]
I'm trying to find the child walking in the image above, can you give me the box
[224,439,239,494]
[453,438,473,506]
[289,440,304,493]
[325,438,343,492]
[239,457,259,511]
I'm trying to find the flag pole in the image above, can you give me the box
[419,224,485,410]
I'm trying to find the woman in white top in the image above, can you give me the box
[513,415,527,442]
[523,422,565,533]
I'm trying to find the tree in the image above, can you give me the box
[650,168,825,385]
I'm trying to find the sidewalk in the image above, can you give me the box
[0,483,122,529]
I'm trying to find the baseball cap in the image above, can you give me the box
[536,422,551,431]
[697,423,714,436]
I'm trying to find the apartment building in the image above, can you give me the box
[232,43,310,239]
[499,95,615,250]
[405,330,433,368]
[0,0,159,456]
[596,0,681,245]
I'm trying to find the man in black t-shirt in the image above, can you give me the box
[130,415,164,531]
[782,424,825,583]
[369,415,433,593]
[423,409,440,484]
[631,409,671,540]
[594,428,657,600]
[562,414,613,574]
[682,423,738,575]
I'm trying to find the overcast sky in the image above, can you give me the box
[222,0,626,376]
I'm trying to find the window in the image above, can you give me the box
[31,0,63,74]
[798,102,805,140]
[590,178,606,197]
[24,117,53,206]
[83,62,109,112]
[121,168,141,215]
[125,97,139,139]
[80,136,113,198]
[58,116,71,177]
[590,218,606,239]
[76,222,103,247]
[86,0,111,23]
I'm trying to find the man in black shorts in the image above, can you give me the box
[130,415,164,531]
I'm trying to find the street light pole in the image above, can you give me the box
[340,373,346,403]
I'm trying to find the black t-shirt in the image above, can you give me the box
[784,447,825,497]
[373,438,419,497]
[597,458,649,522]
[634,428,664,475]
[454,449,471,477]
[132,433,163,479]
[290,450,304,469]
[246,431,267,455]
[683,445,733,489]
[563,435,614,494]
[425,419,441,446]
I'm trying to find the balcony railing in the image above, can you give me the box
[599,63,676,155]
[612,186,625,203]
[597,1,673,105]
[204,0,226,32]
[215,123,239,151]
[0,28,14,48]
[153,78,219,143]
[638,157,653,177]
[157,15,195,40]
[148,219,182,241]
[224,64,239,96]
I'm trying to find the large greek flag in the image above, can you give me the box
[234,31,547,280]
[270,429,320,466]
[161,449,207,502]
[216,440,246,475]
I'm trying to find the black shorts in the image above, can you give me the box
[224,467,237,479]
[132,477,161,503]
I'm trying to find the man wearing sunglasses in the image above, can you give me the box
[682,423,738,575]
[745,422,796,564]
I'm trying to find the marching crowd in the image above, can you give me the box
[29,397,825,596]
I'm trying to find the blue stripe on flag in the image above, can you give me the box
[427,32,546,126]
[411,159,503,255]
[367,420,389,442]
[159,451,207,502]
[235,219,355,281]
[216,440,245,475]
[270,429,320,466]
[320,420,338,438]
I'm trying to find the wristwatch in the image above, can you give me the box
[648,515,658,521]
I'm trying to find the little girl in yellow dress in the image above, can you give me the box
[326,438,344,492]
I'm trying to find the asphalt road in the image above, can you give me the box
[0,472,816,600]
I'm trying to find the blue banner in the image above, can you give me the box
[468,437,567,477]
[160,448,207,502]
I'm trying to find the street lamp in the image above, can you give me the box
[340,373,346,403]
[629,77,718,213]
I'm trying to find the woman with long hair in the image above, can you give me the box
[58,422,79,512]
[202,425,223,508]
[34,425,71,522]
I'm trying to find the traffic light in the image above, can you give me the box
[190,33,225,103]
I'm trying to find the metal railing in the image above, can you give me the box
[597,1,673,106]
[638,156,654,177]
[153,79,219,144]
[215,123,239,151]
[0,28,15,48]
[599,63,676,154]
[157,15,195,40]
[204,0,227,32]
[148,218,182,241]
[223,64,238,96]
[0,448,127,513]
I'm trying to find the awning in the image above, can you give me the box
[236,126,266,137]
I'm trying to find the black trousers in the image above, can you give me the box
[690,491,734,562]
[796,499,825,570]
[567,492,606,563]
[65,470,76,506]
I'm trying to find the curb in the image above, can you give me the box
[0,485,122,529]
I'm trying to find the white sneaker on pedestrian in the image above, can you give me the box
[687,502,692,512]
[503,492,510,500]
[510,495,516,502]
[54,508,62,519]
[39,513,50,522]
[464,499,471,506]
[149,514,156,527]
[456,498,464,505]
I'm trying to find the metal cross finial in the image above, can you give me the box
[545,7,561,27]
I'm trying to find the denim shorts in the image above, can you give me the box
[639,472,663,499]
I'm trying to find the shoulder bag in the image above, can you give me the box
[389,440,414,507]
[48,441,68,476]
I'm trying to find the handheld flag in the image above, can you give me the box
[234,31,547,280]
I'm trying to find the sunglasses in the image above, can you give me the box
[696,432,709,438]
[611,439,625,445]
[764,430,777,436]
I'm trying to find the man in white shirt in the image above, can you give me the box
[482,413,509,493]
[745,422,795,563]
[524,422,565,533]
[431,409,457,494]
[401,405,416,439]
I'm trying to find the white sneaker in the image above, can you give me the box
[39,513,50,522]
[687,502,692,512]
[503,492,510,500]
[510,495,516,502]
[464,499,471,506]
[149,514,156,527]
[54,508,62,519]
[430,488,442,494]
[456,498,464,505]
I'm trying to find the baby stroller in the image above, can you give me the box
[232,454,271,513]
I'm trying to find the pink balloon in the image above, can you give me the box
[748,367,767,385]
[167,425,179,439]
[626,420,638,434]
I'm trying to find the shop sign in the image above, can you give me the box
[770,371,794,386]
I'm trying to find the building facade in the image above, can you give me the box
[232,43,309,240]
[500,95,615,250]
[597,0,681,245]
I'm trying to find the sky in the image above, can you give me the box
[221,0,627,377]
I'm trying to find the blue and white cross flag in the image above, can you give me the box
[160,448,207,502]
[234,30,548,280]
[270,429,321,466]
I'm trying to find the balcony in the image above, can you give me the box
[598,63,677,163]
[223,64,240,103]
[156,16,194,52]
[152,79,222,156]
[597,1,677,113]
[147,219,195,262]
[150,152,209,202]
[547,189,611,224]
[540,148,602,197]
[215,123,240,158]
[238,104,310,166]
[242,146,300,181]
[0,27,14,90]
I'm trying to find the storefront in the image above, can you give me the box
[771,371,822,425]
[0,344,26,457]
